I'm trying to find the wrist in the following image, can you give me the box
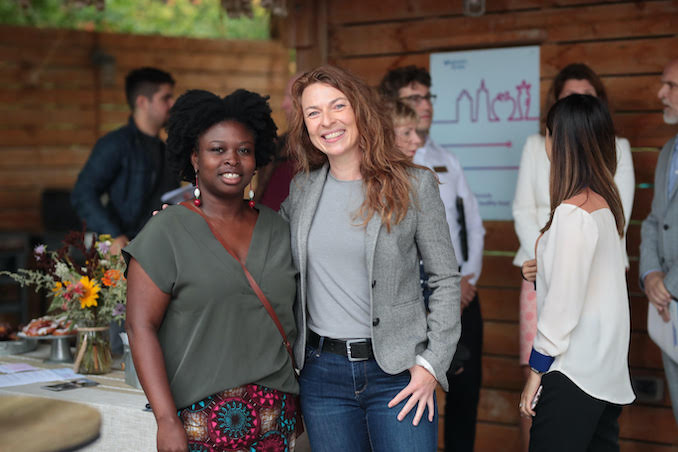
[530,367,544,376]
[155,410,181,424]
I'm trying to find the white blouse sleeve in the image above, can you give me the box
[512,135,542,261]
[613,137,635,233]
[533,206,599,361]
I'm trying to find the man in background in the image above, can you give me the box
[380,66,485,452]
[255,73,300,211]
[72,67,178,253]
[640,58,678,425]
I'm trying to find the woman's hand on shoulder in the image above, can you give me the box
[156,415,188,452]
[387,365,437,425]
[521,259,537,282]
[152,203,170,216]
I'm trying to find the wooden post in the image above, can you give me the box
[281,0,327,72]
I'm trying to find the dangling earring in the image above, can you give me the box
[193,171,202,207]
[248,189,255,208]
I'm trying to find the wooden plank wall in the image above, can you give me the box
[0,25,289,233]
[312,1,678,450]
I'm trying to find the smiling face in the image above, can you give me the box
[191,120,256,200]
[301,82,361,163]
[394,120,422,160]
[398,82,433,132]
[658,60,678,125]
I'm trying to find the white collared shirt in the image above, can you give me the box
[413,137,485,285]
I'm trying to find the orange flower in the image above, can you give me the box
[102,269,122,287]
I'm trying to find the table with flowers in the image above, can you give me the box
[0,233,158,450]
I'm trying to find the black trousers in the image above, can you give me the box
[444,295,483,452]
[529,371,622,452]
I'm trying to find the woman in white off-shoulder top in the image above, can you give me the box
[519,94,634,452]
[512,64,634,450]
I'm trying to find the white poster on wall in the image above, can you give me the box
[430,46,540,220]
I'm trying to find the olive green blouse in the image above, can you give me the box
[123,204,298,409]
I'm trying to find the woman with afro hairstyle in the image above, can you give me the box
[124,89,300,452]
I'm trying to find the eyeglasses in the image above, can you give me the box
[399,93,437,105]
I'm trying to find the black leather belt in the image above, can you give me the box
[307,330,374,362]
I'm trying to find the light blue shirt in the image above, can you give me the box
[668,136,678,199]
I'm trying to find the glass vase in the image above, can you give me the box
[75,326,112,374]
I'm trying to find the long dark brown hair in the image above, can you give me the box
[541,94,624,237]
[287,65,422,231]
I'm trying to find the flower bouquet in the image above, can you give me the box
[1,230,126,374]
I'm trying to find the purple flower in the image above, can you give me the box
[34,244,46,260]
[113,303,126,317]
[97,241,111,255]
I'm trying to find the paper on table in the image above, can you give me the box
[648,300,678,364]
[0,363,39,373]
[0,368,84,388]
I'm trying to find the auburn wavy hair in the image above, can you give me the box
[542,94,624,237]
[287,65,423,231]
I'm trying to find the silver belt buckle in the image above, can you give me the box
[346,339,369,362]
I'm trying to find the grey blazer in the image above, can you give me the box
[640,135,678,297]
[280,164,461,391]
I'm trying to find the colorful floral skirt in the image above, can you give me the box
[177,383,299,452]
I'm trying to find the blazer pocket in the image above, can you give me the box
[393,296,422,308]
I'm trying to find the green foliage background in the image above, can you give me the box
[0,0,270,39]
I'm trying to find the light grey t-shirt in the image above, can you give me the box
[306,173,371,339]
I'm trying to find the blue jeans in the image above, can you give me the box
[299,344,438,452]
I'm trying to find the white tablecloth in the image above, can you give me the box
[0,345,156,451]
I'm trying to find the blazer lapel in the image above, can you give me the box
[364,212,383,284]
[296,164,330,278]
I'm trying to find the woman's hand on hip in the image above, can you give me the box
[387,364,437,426]
[519,369,542,418]
[156,415,188,452]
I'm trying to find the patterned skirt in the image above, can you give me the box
[177,383,299,452]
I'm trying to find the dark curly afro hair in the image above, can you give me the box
[166,88,278,182]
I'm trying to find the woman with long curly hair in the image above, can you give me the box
[280,65,461,451]
[124,89,300,452]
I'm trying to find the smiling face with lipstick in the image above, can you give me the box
[191,120,256,200]
[300,82,362,179]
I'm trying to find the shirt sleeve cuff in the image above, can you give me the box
[416,355,437,381]
[528,348,554,373]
